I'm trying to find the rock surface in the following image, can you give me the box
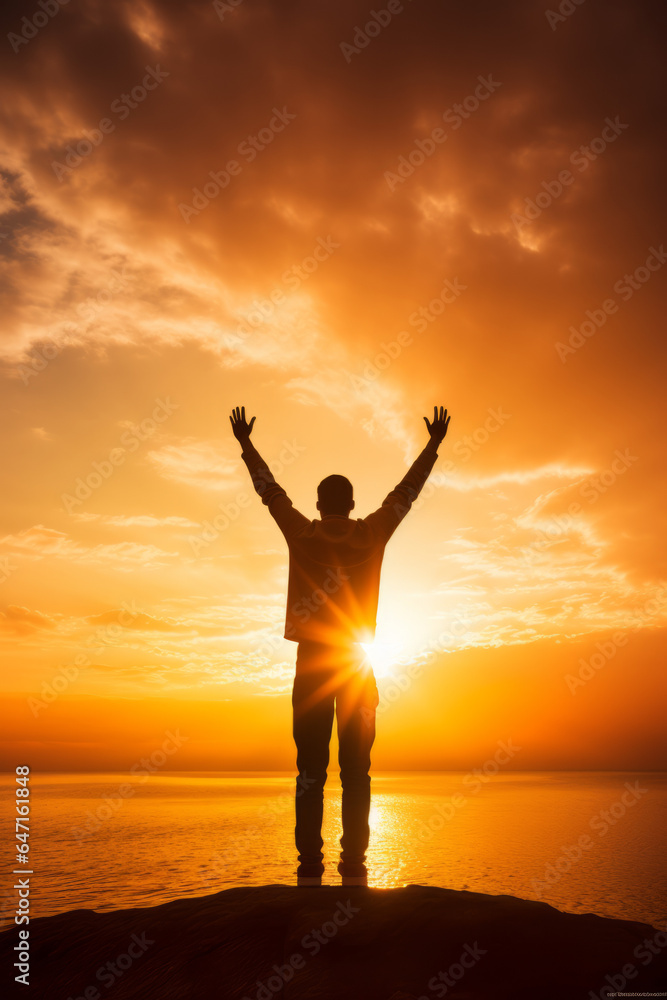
[2,884,666,999]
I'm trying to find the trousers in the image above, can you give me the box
[292,640,379,873]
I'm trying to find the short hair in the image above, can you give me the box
[317,474,354,515]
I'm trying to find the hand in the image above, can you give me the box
[424,405,451,445]
[230,406,256,442]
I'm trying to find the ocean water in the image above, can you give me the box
[2,771,665,930]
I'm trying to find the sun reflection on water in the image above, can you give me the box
[2,771,664,929]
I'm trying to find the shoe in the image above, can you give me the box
[338,861,368,887]
[341,874,367,887]
[296,861,324,887]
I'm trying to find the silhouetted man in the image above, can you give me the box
[230,405,451,886]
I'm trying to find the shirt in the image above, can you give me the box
[241,440,439,644]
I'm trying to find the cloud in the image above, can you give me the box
[0,605,57,633]
[85,609,183,631]
[0,524,179,569]
[146,439,242,490]
[0,0,664,765]
[85,649,294,693]
[444,463,594,492]
[72,513,199,528]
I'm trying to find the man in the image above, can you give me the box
[230,404,451,886]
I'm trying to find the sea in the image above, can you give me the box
[2,771,665,930]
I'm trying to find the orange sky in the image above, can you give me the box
[0,0,665,771]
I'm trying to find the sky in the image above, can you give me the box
[0,0,665,771]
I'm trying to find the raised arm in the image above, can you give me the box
[365,406,451,541]
[229,406,309,538]
[230,406,276,497]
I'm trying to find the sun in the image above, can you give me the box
[361,629,412,678]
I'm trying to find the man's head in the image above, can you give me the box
[316,474,355,517]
